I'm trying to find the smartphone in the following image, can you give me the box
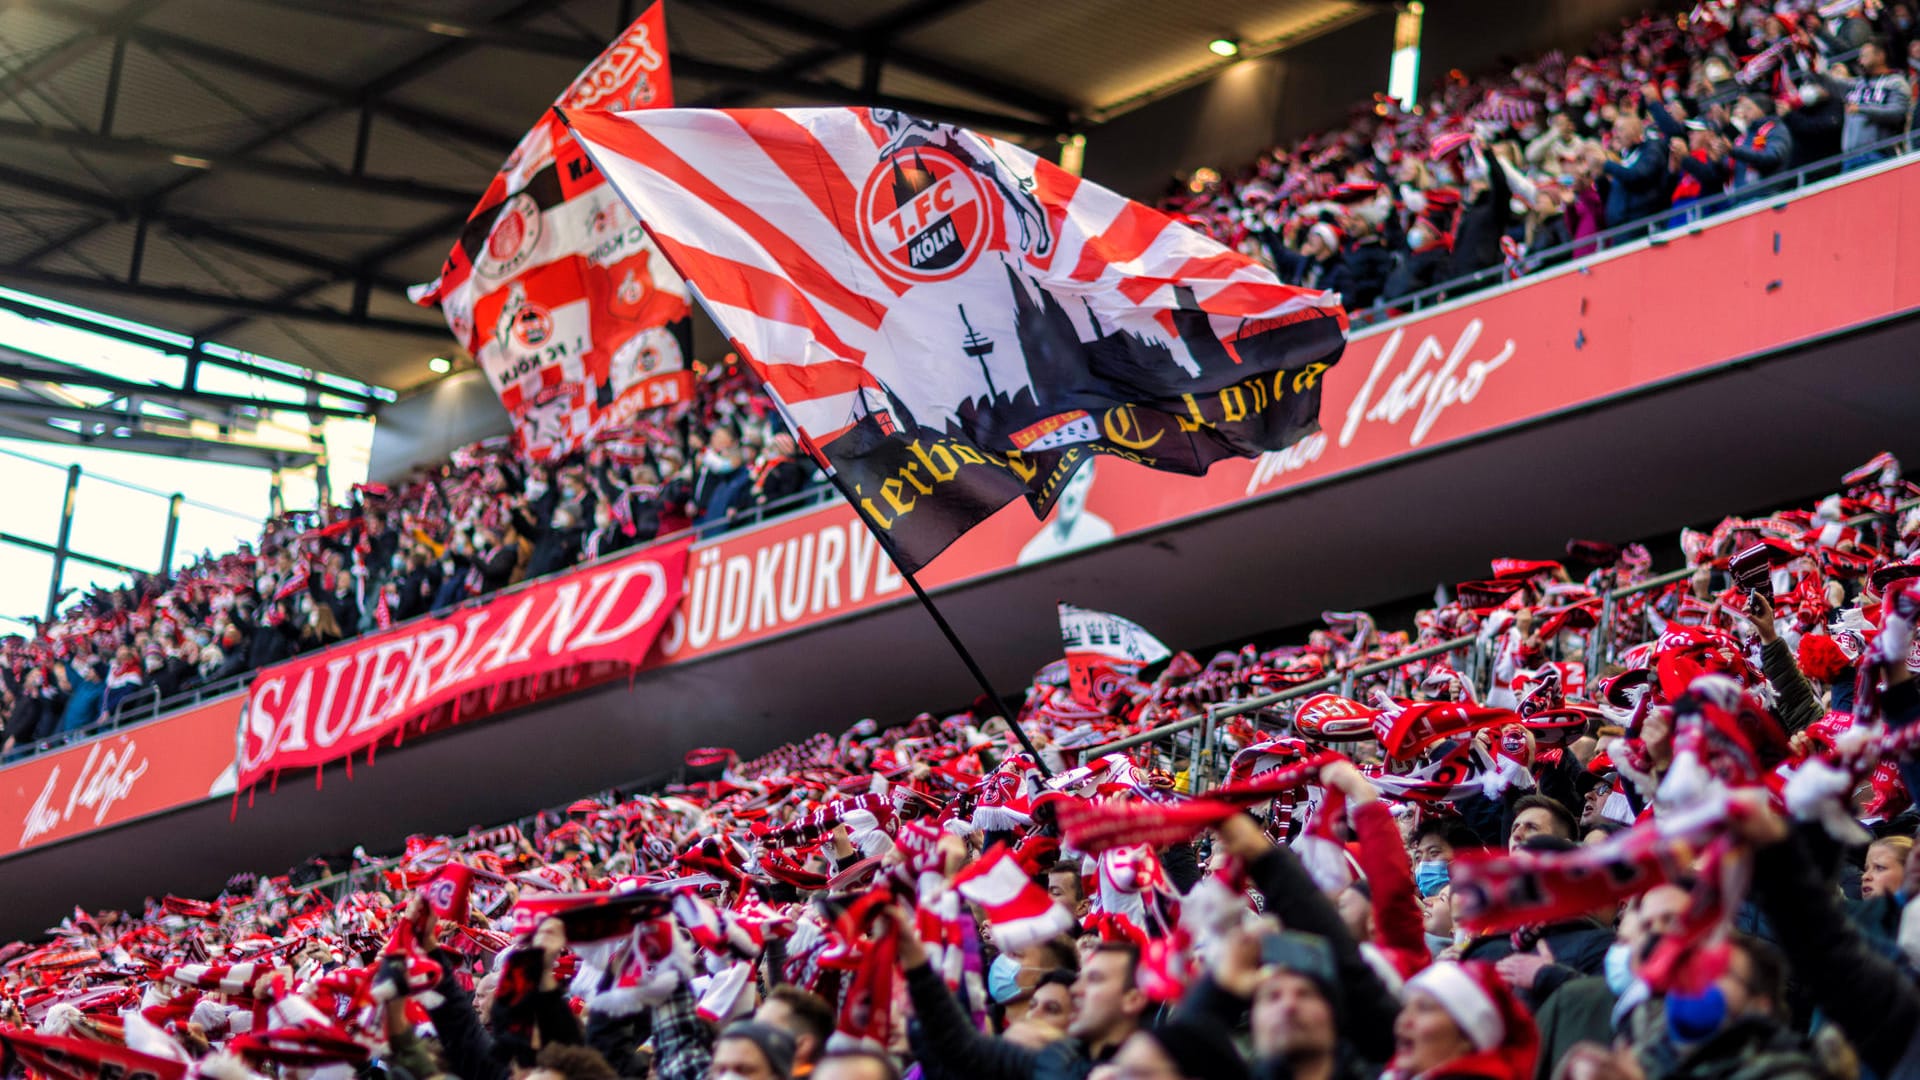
[1258,930,1337,981]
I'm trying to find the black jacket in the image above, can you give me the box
[1328,238,1394,310]
[515,507,583,580]
[1748,679,1920,1079]
[1382,246,1452,305]
[1453,150,1515,277]
[1601,130,1673,231]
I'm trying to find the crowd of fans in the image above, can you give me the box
[8,0,1918,754]
[0,362,821,758]
[1166,0,1918,311]
[3,10,1920,1077]
[0,449,1915,1080]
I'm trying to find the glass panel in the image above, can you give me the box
[68,475,169,573]
[58,561,136,607]
[172,503,264,571]
[0,449,71,546]
[0,545,52,635]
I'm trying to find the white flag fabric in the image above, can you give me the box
[566,106,1347,571]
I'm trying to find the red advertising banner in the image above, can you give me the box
[237,540,688,789]
[0,694,240,857]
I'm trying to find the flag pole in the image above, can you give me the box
[816,467,1055,777]
[541,146,1058,776]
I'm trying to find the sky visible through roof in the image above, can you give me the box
[0,291,373,639]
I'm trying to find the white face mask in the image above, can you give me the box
[1408,224,1433,249]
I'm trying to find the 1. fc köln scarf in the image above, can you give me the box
[1060,603,1172,708]
[564,107,1348,573]
[412,2,690,460]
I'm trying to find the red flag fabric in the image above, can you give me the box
[1055,757,1338,855]
[422,862,474,925]
[1375,701,1520,760]
[0,1028,188,1080]
[1059,603,1171,708]
[1449,806,1724,933]
[237,540,688,790]
[412,2,689,460]
[952,843,1074,953]
[564,106,1346,573]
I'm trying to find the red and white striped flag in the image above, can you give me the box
[953,842,1075,953]
[565,107,1347,572]
[412,2,690,461]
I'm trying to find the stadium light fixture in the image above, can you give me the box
[428,356,452,374]
[1208,38,1241,58]
[1389,3,1424,111]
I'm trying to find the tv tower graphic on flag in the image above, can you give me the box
[959,304,997,399]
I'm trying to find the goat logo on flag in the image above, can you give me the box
[411,1,689,462]
[565,106,1348,572]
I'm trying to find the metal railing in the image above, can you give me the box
[1076,633,1479,791]
[0,671,254,764]
[1091,493,1920,796]
[1,478,841,768]
[1345,131,1918,332]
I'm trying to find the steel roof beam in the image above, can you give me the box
[0,266,447,340]
[0,0,171,106]
[0,404,320,468]
[9,0,562,271]
[0,358,373,419]
[0,294,388,405]
[690,0,1073,125]
[226,0,1064,137]
[0,118,478,205]
[0,160,425,292]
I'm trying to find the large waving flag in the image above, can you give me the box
[412,2,689,460]
[565,107,1348,572]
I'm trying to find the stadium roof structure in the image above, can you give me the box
[0,0,1376,400]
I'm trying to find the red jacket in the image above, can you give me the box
[1352,799,1430,980]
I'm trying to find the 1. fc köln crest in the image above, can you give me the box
[857,146,992,283]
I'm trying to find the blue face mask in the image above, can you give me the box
[1666,985,1728,1043]
[1414,860,1451,897]
[1604,942,1634,995]
[987,954,1024,1004]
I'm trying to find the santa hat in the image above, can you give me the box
[1308,222,1344,251]
[952,843,1075,953]
[1404,960,1538,1076]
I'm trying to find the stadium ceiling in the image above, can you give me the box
[0,0,1377,396]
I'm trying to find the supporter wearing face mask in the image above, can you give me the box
[1635,935,1818,1080]
[1382,197,1455,303]
[693,428,756,530]
[896,903,1151,1080]
[1410,820,1461,900]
